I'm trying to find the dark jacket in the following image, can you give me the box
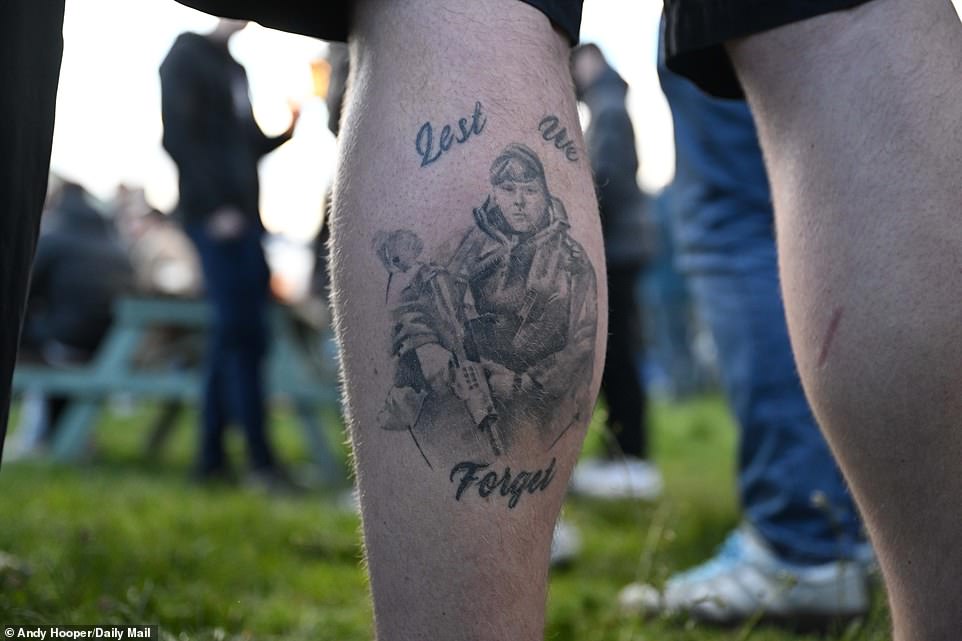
[160,32,290,225]
[26,187,134,354]
[581,67,651,268]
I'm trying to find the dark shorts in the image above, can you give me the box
[663,0,876,98]
[180,0,885,97]
[175,0,584,45]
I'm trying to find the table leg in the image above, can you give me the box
[293,401,343,486]
[51,400,100,461]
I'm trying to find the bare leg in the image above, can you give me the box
[330,1,605,638]
[729,1,962,638]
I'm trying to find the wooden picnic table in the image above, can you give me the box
[11,296,344,484]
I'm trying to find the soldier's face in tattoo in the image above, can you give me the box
[492,178,549,234]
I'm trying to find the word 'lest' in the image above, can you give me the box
[416,101,487,167]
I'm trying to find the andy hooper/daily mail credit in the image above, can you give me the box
[4,627,156,640]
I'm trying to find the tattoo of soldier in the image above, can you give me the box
[374,144,597,467]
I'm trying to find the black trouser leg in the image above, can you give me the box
[0,0,67,463]
[600,267,647,459]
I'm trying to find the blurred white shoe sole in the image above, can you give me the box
[570,457,663,500]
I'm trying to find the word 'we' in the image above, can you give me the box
[538,115,578,162]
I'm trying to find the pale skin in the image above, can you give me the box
[729,0,962,638]
[329,1,605,640]
[331,0,960,639]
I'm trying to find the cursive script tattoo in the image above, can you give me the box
[538,115,579,162]
[416,101,487,167]
[450,458,557,508]
[374,143,597,467]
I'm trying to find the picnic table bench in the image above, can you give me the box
[11,297,344,483]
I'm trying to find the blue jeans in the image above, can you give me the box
[186,222,275,473]
[659,59,865,565]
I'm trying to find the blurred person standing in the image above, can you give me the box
[618,51,872,624]
[568,44,661,501]
[160,19,299,487]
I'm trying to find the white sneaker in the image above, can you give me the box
[619,525,869,625]
[550,518,581,567]
[570,457,663,500]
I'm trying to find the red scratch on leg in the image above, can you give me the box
[817,307,844,368]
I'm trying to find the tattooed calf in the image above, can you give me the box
[376,143,597,464]
[538,115,579,162]
[415,101,487,167]
[450,458,557,508]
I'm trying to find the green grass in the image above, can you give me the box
[0,397,891,640]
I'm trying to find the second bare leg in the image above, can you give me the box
[730,1,962,638]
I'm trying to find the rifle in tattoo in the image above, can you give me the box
[375,143,597,467]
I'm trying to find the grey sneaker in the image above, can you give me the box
[619,524,870,625]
